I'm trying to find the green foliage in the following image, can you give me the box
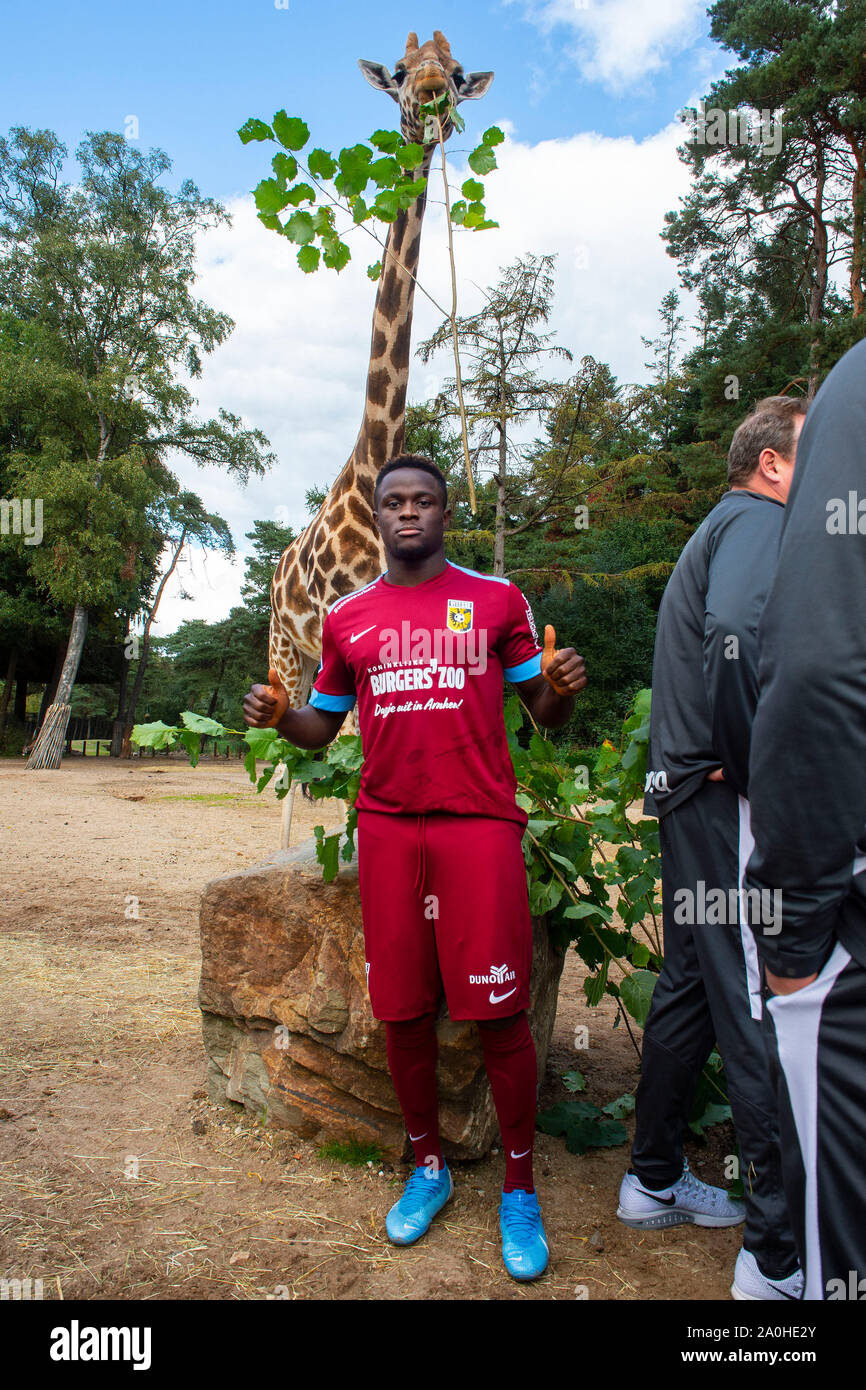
[239,100,502,274]
[536,1098,630,1155]
[132,689,660,1020]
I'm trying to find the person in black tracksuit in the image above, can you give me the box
[617,396,806,1299]
[744,339,866,1301]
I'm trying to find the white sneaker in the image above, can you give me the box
[617,1158,746,1230]
[731,1248,803,1301]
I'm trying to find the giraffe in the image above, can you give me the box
[267,31,493,845]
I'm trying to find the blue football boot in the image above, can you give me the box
[499,1188,549,1280]
[386,1162,453,1245]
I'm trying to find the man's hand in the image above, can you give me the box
[541,625,587,696]
[244,669,290,729]
[765,968,818,996]
[243,672,349,750]
[706,768,726,782]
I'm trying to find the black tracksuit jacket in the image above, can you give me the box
[744,340,866,980]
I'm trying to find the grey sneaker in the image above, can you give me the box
[617,1158,746,1230]
[731,1248,803,1301]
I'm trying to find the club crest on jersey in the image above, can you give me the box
[446,599,474,633]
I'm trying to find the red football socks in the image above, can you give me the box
[477,1012,538,1193]
[384,1012,445,1171]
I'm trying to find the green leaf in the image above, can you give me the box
[463,203,489,229]
[321,237,350,272]
[284,182,316,207]
[307,147,337,180]
[526,817,556,836]
[461,178,485,200]
[503,695,523,735]
[257,213,282,232]
[396,143,425,170]
[584,963,609,1007]
[529,732,555,763]
[130,720,178,750]
[468,145,497,176]
[367,260,382,280]
[547,850,577,872]
[370,129,403,153]
[312,205,334,234]
[449,199,467,226]
[297,244,320,273]
[272,151,298,182]
[536,1100,627,1155]
[564,901,613,922]
[336,143,373,196]
[396,178,424,208]
[562,1069,586,1093]
[177,729,202,768]
[254,179,291,215]
[602,1093,635,1119]
[239,118,273,145]
[634,688,652,719]
[351,195,372,224]
[368,155,401,187]
[372,188,401,221]
[483,126,505,146]
[244,726,279,758]
[630,942,650,968]
[314,827,341,883]
[689,1101,733,1136]
[284,210,316,245]
[180,711,225,736]
[272,112,310,151]
[620,969,657,1027]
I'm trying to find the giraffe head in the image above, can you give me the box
[359,31,493,146]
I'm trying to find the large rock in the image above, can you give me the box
[199,838,564,1161]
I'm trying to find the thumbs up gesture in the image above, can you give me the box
[541,625,587,697]
[243,668,291,729]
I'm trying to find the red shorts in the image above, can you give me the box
[356,809,533,1022]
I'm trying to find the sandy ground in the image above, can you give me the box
[0,754,742,1302]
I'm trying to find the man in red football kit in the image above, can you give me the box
[244,454,586,1280]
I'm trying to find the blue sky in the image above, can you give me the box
[3,2,730,634]
[3,1,720,198]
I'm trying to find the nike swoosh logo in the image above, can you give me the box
[350,625,376,643]
[510,1148,531,1159]
[489,987,518,1005]
[409,1132,427,1142]
[638,1189,676,1206]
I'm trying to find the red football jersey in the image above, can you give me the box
[309,560,543,825]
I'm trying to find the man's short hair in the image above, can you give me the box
[373,454,448,510]
[727,395,808,487]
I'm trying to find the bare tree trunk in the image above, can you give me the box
[121,529,187,756]
[25,606,89,770]
[493,327,508,577]
[0,648,17,743]
[36,642,65,729]
[808,148,829,400]
[111,614,131,757]
[851,139,865,318]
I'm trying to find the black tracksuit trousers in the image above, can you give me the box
[630,780,799,1280]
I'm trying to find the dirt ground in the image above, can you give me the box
[0,754,743,1302]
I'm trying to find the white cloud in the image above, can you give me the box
[150,118,694,636]
[511,0,708,91]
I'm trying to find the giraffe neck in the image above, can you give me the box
[351,148,436,490]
